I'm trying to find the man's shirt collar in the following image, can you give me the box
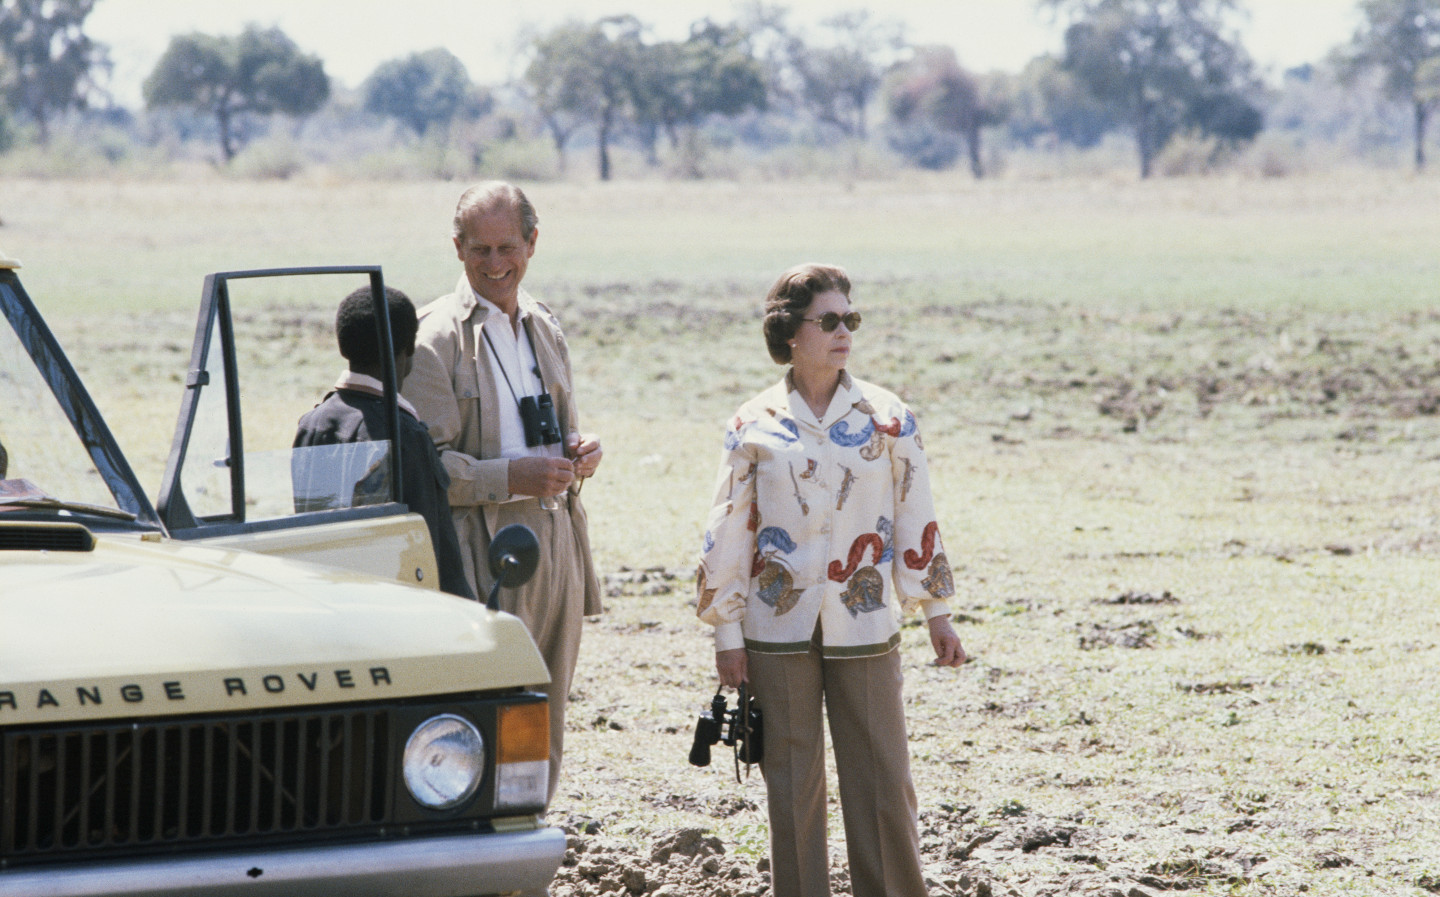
[459,275,536,325]
[334,370,419,419]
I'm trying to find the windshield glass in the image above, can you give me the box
[0,278,132,518]
[174,274,398,524]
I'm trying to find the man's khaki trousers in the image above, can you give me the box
[487,497,586,805]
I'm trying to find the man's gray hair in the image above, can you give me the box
[452,181,539,241]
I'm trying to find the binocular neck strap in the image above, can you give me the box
[481,321,547,408]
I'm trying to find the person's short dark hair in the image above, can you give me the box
[762,263,852,364]
[336,286,418,366]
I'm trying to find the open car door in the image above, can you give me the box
[157,266,444,590]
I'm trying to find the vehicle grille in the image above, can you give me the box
[1,707,393,864]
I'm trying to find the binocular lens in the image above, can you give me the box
[520,393,562,447]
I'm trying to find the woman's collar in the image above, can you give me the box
[781,368,856,424]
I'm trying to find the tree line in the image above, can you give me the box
[2,0,1438,178]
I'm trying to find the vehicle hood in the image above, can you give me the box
[0,532,549,725]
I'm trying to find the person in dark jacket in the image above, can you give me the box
[293,285,474,599]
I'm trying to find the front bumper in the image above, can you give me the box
[0,826,566,897]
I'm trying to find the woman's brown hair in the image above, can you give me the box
[762,263,851,364]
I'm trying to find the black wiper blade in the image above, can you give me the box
[3,498,138,522]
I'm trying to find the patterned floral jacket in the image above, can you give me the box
[697,371,954,657]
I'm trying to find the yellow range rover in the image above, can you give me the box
[0,258,564,896]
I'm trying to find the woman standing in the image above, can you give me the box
[696,263,966,897]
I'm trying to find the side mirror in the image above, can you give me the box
[486,523,539,610]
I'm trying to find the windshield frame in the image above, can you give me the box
[156,266,400,534]
[0,266,162,531]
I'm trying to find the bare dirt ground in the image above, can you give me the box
[9,171,1437,897]
[528,290,1440,897]
[60,267,1440,897]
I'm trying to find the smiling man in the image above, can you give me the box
[405,182,604,808]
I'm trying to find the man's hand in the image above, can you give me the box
[928,615,967,667]
[508,455,574,498]
[567,432,603,479]
[716,648,748,688]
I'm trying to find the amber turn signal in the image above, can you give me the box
[498,701,549,764]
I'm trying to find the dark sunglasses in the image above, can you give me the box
[801,311,862,332]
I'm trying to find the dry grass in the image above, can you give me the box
[561,287,1440,896]
[7,172,1439,895]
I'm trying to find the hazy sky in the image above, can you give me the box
[90,0,1362,109]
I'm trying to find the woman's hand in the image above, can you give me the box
[928,615,967,667]
[716,648,748,687]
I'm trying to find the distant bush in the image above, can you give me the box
[1154,132,1227,176]
[0,133,125,178]
[229,136,305,180]
[1236,132,1309,178]
[1002,133,1136,180]
[981,137,1009,179]
[346,146,430,180]
[480,138,561,182]
[335,130,563,182]
[345,140,474,181]
[750,139,901,182]
[665,130,710,180]
[0,114,190,179]
[414,138,473,180]
[885,122,963,171]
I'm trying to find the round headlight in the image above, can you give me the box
[403,714,486,810]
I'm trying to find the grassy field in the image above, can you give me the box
[5,171,1440,895]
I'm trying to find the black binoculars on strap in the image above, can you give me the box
[688,685,762,779]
